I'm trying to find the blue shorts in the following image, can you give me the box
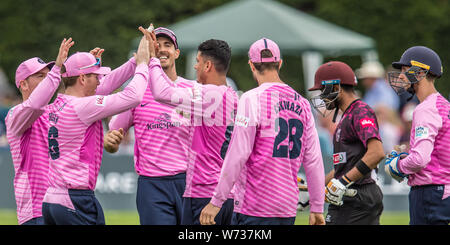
[232,213,296,225]
[21,217,44,225]
[136,173,186,225]
[409,184,450,225]
[181,197,234,225]
[42,189,105,225]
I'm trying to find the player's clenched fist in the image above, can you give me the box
[200,203,221,225]
[104,128,124,153]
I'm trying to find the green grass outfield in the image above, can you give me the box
[0,209,410,225]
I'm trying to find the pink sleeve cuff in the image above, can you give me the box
[210,196,225,208]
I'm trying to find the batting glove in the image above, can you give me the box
[384,150,408,183]
[325,177,356,206]
[297,177,309,211]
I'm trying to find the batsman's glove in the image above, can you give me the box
[325,177,357,206]
[384,150,408,183]
[297,177,309,211]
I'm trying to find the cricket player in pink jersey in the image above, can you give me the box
[200,38,326,225]
[144,32,238,225]
[41,30,151,225]
[386,46,450,225]
[5,38,74,225]
[104,26,196,225]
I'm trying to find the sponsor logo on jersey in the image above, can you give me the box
[333,152,347,165]
[360,118,375,128]
[235,115,249,128]
[95,95,106,107]
[415,126,429,139]
[146,113,181,130]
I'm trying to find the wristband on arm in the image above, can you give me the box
[355,159,372,176]
[338,174,353,187]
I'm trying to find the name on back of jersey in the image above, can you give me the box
[277,100,303,116]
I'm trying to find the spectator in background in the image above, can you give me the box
[373,105,403,154]
[356,61,400,112]
[0,67,18,147]
[397,102,417,152]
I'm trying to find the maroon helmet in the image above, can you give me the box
[309,61,357,121]
[309,61,357,91]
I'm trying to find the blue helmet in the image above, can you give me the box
[392,46,443,77]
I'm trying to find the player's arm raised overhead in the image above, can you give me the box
[94,48,138,96]
[72,30,151,125]
[142,27,202,116]
[6,38,74,136]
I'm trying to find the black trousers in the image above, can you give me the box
[326,182,383,225]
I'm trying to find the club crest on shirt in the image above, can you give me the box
[95,95,106,107]
[360,118,375,128]
[415,126,429,139]
[333,152,347,165]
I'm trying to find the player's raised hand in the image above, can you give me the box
[138,24,158,58]
[199,203,220,225]
[104,128,124,153]
[134,28,150,65]
[55,37,75,68]
[89,47,105,61]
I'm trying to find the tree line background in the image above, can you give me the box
[1,0,449,98]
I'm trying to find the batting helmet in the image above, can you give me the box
[392,46,443,77]
[309,61,357,91]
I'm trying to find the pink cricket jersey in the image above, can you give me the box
[5,65,61,224]
[148,58,238,198]
[109,58,195,177]
[42,63,149,209]
[211,82,325,217]
[398,93,450,198]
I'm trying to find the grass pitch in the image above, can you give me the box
[0,209,409,225]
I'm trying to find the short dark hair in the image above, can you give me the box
[61,65,78,88]
[252,49,280,73]
[340,84,355,93]
[197,39,231,74]
[426,72,438,81]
